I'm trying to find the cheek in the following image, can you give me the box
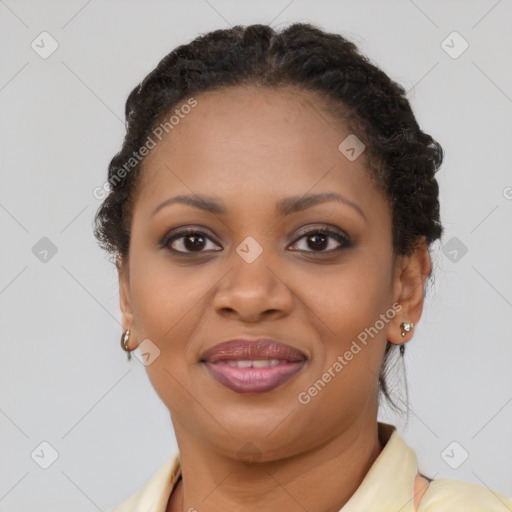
[306,259,391,375]
[128,247,206,383]
[130,244,201,334]
[308,257,388,328]
[129,255,203,414]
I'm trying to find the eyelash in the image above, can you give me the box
[159,225,351,256]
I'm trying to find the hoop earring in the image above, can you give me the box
[121,329,132,361]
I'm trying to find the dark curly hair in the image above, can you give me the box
[93,22,444,414]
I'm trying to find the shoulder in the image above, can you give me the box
[418,477,512,511]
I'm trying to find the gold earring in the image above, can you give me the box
[121,329,132,361]
[400,321,414,337]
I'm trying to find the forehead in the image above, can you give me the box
[133,85,381,215]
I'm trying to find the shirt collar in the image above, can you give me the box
[340,422,418,511]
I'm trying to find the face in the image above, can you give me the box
[118,85,428,461]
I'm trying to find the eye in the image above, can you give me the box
[289,226,351,253]
[160,228,222,254]
[160,225,351,256]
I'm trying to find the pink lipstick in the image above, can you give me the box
[200,338,307,394]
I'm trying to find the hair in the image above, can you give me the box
[93,22,444,414]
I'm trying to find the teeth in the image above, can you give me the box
[222,359,283,368]
[252,359,272,367]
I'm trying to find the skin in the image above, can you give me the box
[118,85,432,512]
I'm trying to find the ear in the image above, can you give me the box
[117,256,139,351]
[387,236,432,346]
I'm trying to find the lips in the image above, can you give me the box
[200,338,307,394]
[201,338,307,363]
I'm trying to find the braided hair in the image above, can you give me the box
[94,23,444,413]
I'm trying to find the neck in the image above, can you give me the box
[167,416,384,512]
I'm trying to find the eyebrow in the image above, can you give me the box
[151,192,367,221]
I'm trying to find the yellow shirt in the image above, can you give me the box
[109,422,512,511]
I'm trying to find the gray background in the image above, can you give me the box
[1,0,511,510]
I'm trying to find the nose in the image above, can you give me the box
[213,248,294,323]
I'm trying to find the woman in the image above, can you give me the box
[94,23,511,512]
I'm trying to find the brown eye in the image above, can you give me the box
[289,228,350,253]
[162,229,221,254]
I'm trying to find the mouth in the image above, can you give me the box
[199,337,307,394]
